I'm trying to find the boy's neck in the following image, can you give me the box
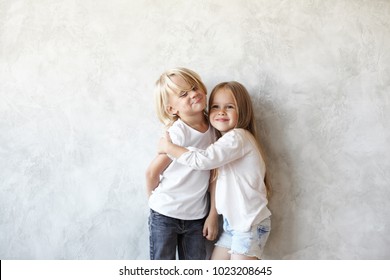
[180,114,209,133]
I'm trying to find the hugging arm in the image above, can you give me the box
[158,131,189,158]
[159,130,244,170]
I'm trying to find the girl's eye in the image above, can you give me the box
[210,105,219,109]
[179,91,188,97]
[227,105,235,109]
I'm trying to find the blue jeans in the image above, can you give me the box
[148,209,206,260]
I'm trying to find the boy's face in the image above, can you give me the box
[166,75,207,118]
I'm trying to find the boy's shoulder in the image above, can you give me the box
[168,119,186,134]
[168,119,213,146]
[167,119,187,145]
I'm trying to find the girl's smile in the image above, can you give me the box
[209,88,238,135]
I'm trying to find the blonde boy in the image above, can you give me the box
[145,68,218,260]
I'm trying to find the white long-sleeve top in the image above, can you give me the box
[176,128,271,232]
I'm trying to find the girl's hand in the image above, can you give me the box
[157,131,172,154]
[203,213,219,241]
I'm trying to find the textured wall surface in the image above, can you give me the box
[1,0,390,259]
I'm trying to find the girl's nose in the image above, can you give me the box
[218,109,226,115]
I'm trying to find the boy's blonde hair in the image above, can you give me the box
[209,81,272,198]
[154,67,207,127]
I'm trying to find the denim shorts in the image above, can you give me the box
[148,209,206,260]
[215,217,271,259]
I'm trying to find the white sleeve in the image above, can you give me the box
[168,122,185,146]
[176,129,246,170]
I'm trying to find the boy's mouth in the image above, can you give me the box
[192,97,202,104]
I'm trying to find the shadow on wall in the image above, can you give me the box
[254,89,298,260]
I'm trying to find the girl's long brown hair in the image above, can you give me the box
[209,81,272,198]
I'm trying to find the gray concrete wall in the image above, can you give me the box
[1,0,389,259]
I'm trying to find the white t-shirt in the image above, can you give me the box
[148,119,215,220]
[176,128,271,231]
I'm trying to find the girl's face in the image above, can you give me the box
[209,88,238,135]
[166,75,207,118]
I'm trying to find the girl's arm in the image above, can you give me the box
[145,154,172,197]
[158,130,246,170]
[158,131,189,158]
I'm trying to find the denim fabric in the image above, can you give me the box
[215,217,271,259]
[148,209,206,260]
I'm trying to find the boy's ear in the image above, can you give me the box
[166,105,178,116]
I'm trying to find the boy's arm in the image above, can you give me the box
[203,174,219,241]
[145,154,172,197]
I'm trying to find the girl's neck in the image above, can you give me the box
[180,114,209,133]
[220,128,233,136]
